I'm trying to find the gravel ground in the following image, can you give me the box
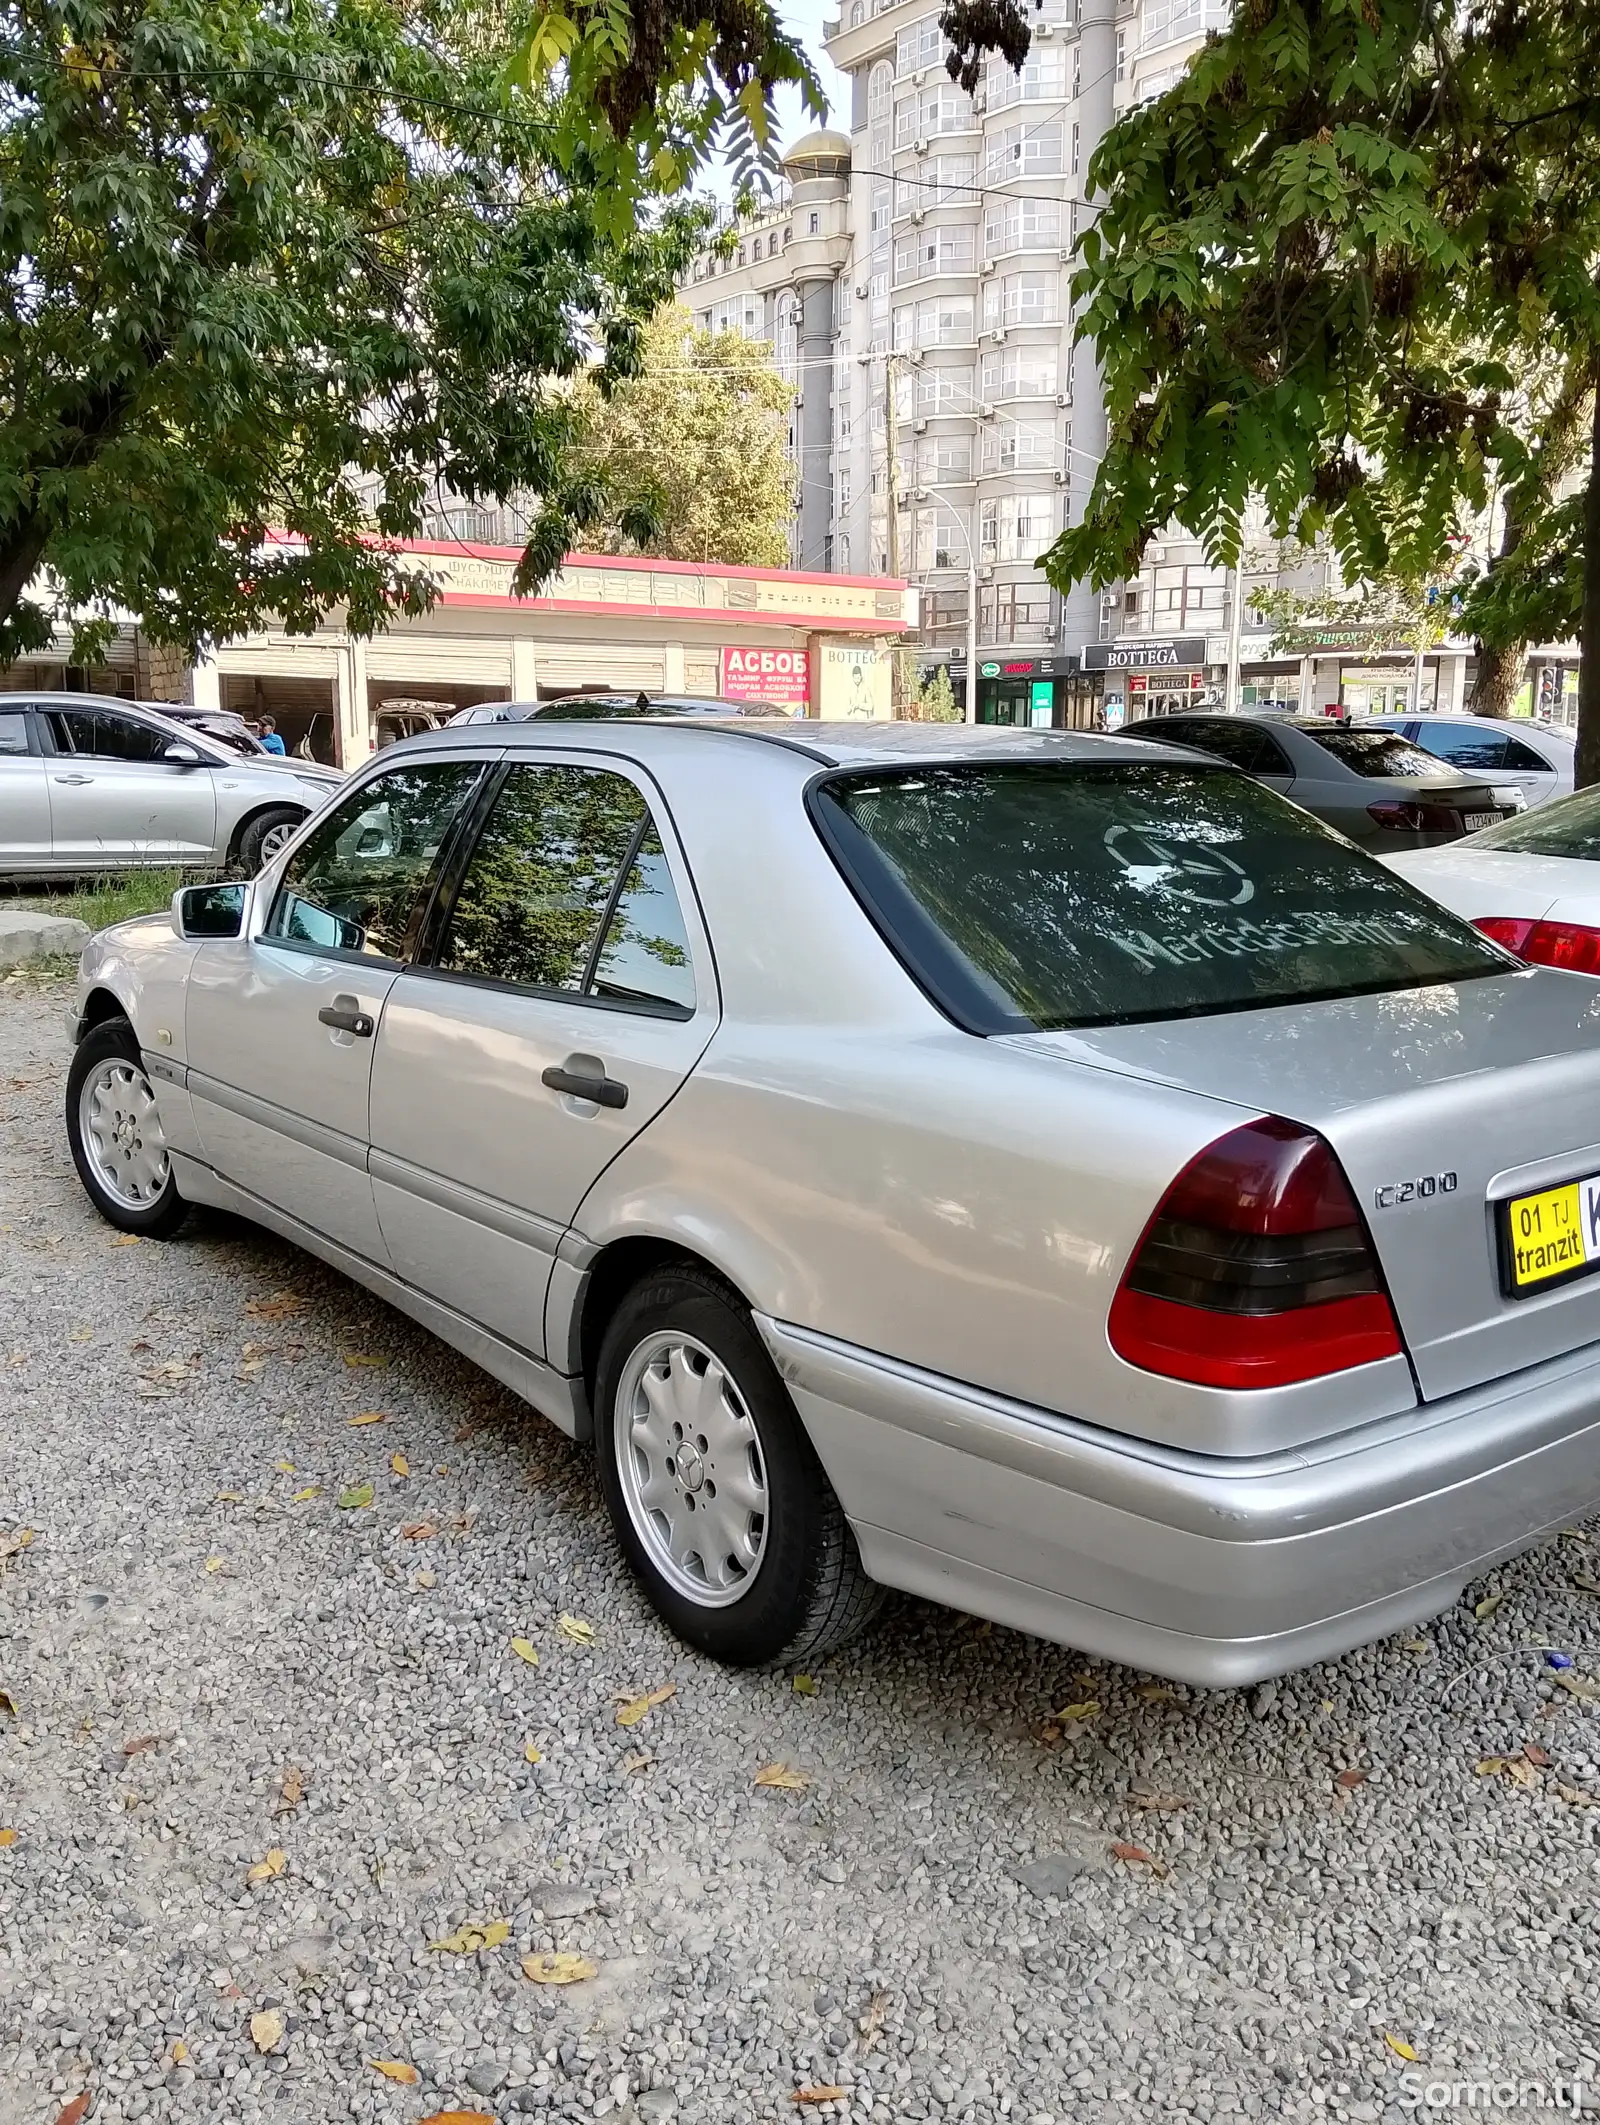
[4,976,1600,2125]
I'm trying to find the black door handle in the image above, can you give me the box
[318,1004,374,1037]
[541,1065,628,1110]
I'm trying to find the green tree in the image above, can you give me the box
[910,663,961,722]
[1046,0,1600,772]
[564,303,794,566]
[0,0,816,664]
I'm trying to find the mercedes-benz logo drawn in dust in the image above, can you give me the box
[1103,823,1256,908]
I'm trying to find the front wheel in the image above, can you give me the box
[236,805,305,874]
[65,1020,188,1238]
[595,1265,883,1667]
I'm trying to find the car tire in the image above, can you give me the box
[235,805,305,874]
[65,1019,188,1239]
[595,1264,883,1668]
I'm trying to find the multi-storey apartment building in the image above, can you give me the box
[684,0,1479,723]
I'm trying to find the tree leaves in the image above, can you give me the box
[429,1919,509,1954]
[754,1764,810,1790]
[246,1848,286,1885]
[55,2097,91,2125]
[522,1952,598,1984]
[337,1484,374,1511]
[510,1638,540,1667]
[615,1684,675,1726]
[557,1615,595,1644]
[371,2061,420,2083]
[250,2008,284,2053]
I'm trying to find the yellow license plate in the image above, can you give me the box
[1503,1175,1600,1295]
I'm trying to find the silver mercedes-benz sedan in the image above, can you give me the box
[63,721,1600,1684]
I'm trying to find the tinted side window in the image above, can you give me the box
[265,762,483,961]
[438,765,647,992]
[47,709,170,763]
[1176,720,1284,775]
[591,824,696,1011]
[0,711,28,756]
[1502,735,1554,772]
[1414,724,1510,772]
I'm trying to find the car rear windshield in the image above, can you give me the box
[810,761,1508,1032]
[1294,726,1454,778]
[1472,782,1600,860]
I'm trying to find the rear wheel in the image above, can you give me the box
[595,1265,882,1667]
[236,805,304,874]
[65,1020,188,1238]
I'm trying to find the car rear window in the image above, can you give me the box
[1471,783,1600,860]
[810,762,1508,1032]
[1296,727,1454,778]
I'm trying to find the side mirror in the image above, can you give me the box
[171,882,247,940]
[164,741,202,765]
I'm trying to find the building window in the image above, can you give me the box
[984,123,1063,180]
[850,0,864,22]
[809,211,820,235]
[1070,122,1080,175]
[979,492,1057,562]
[1072,46,1081,98]
[983,270,1062,330]
[983,196,1062,256]
[896,12,945,72]
[980,344,1059,397]
[1115,26,1127,79]
[987,42,1067,106]
[738,244,747,265]
[869,59,893,119]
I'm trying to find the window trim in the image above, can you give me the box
[259,754,495,972]
[411,754,702,1021]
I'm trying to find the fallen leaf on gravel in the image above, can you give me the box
[1385,2033,1419,2063]
[337,1483,374,1511]
[524,1742,542,1764]
[0,1528,33,1560]
[1053,1700,1100,1722]
[415,1570,437,1590]
[1524,1742,1553,1767]
[273,1768,305,1816]
[171,2041,187,2064]
[55,2096,91,2125]
[370,2061,420,2084]
[622,1750,651,1773]
[292,1487,322,1503]
[246,1848,286,1885]
[557,1614,595,1644]
[214,1492,244,1505]
[1334,1768,1368,1790]
[1400,1638,1431,1653]
[109,1234,140,1247]
[522,1952,598,1985]
[342,1351,386,1369]
[418,2113,495,2125]
[123,1735,165,1758]
[1560,1527,1590,1543]
[1476,1757,1507,1776]
[453,1424,477,1444]
[347,1410,386,1426]
[1135,1683,1177,1702]
[1474,1593,1504,1621]
[0,1828,16,1846]
[250,2008,284,2053]
[205,1557,225,1574]
[1555,1672,1600,1702]
[1558,1784,1600,1806]
[754,1764,810,1790]
[68,1329,93,1342]
[0,1691,15,1718]
[1110,1840,1167,1877]
[615,1684,676,1727]
[1128,1783,1188,1812]
[858,1991,889,2048]
[509,1638,539,1666]
[275,1460,295,1474]
[247,1292,304,1321]
[402,1519,439,1539]
[792,2088,847,2105]
[429,1919,508,1954]
[1571,1573,1600,1595]
[391,1452,409,1477]
[1506,1754,1541,1788]
[242,1343,272,1361]
[791,1674,819,1696]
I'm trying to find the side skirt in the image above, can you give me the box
[170,1150,591,1439]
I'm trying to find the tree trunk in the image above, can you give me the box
[0,516,50,637]
[1575,379,1600,790]
[1472,637,1523,719]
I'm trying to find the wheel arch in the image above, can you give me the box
[75,983,134,1045]
[574,1236,758,1404]
[225,799,307,866]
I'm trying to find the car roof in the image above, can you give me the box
[389,715,1200,771]
[1361,711,1575,743]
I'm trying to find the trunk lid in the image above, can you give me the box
[1010,966,1600,1401]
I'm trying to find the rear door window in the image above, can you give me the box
[45,708,171,763]
[1409,723,1511,772]
[1298,727,1456,779]
[811,761,1507,1032]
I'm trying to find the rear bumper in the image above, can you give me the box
[759,1318,1600,1686]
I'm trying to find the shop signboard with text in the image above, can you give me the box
[1082,639,1207,672]
[722,646,810,708]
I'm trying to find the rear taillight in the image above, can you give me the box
[1366,799,1465,834]
[1473,915,1600,977]
[1108,1117,1403,1389]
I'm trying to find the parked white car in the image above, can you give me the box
[1387,781,1600,974]
[1362,714,1575,808]
[0,692,342,877]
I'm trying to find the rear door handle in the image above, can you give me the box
[541,1064,628,1110]
[53,773,93,785]
[318,1004,374,1038]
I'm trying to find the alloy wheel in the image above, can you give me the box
[79,1059,170,1211]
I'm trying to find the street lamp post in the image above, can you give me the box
[921,482,981,724]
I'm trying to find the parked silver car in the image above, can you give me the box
[63,722,1600,1684]
[1362,713,1575,808]
[1120,711,1525,846]
[0,692,342,877]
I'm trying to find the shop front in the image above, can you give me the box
[943,652,1095,728]
[1081,638,1210,728]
